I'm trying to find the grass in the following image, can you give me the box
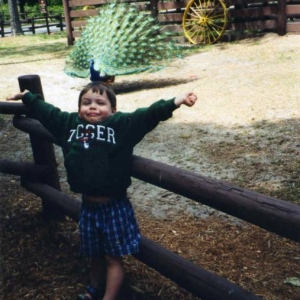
[0,32,71,64]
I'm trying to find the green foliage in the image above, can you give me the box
[22,0,38,7]
[47,5,63,15]
[48,0,63,6]
[24,4,42,18]
[64,3,185,77]
[24,4,63,17]
[1,0,62,6]
[0,3,63,18]
[0,3,9,17]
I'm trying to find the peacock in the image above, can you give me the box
[64,3,186,81]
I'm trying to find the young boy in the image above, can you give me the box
[7,82,197,300]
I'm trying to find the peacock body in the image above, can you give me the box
[64,3,184,79]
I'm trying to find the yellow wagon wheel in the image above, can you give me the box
[183,0,228,45]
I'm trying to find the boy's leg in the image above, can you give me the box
[90,256,106,290]
[78,257,105,300]
[102,255,124,300]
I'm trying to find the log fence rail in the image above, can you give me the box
[1,75,300,300]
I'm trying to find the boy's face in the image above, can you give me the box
[78,89,116,123]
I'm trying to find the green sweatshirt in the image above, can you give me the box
[22,92,178,196]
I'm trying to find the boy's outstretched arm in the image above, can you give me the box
[6,90,29,101]
[174,92,197,107]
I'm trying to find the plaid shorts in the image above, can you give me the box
[79,196,140,257]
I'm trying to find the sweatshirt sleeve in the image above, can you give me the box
[127,98,178,145]
[22,92,70,141]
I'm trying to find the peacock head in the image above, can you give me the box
[89,59,115,84]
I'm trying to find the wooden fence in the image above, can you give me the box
[62,0,300,45]
[0,75,300,299]
[0,13,65,37]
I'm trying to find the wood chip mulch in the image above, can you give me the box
[0,176,299,300]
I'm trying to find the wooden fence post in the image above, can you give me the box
[58,14,64,31]
[278,0,287,35]
[18,74,64,220]
[150,0,159,17]
[0,15,4,37]
[31,17,35,34]
[62,0,74,45]
[45,13,50,34]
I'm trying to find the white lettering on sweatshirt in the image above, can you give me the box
[67,124,116,144]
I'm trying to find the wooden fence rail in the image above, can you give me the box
[18,180,260,300]
[2,110,300,243]
[0,74,300,299]
[62,0,300,45]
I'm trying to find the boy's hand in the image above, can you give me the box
[174,92,197,107]
[6,90,29,101]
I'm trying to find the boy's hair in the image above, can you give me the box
[78,82,117,109]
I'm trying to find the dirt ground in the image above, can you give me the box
[0,32,300,300]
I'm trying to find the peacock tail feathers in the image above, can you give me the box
[64,3,184,78]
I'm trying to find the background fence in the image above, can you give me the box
[0,13,65,37]
[62,0,300,45]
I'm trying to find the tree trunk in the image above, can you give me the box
[8,0,23,35]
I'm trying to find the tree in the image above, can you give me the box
[8,0,23,35]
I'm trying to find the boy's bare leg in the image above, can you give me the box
[90,256,106,289]
[102,255,124,300]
